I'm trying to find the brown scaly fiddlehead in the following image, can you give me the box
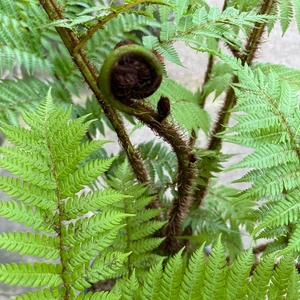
[98,42,197,254]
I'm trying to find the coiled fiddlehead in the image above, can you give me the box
[98,42,196,254]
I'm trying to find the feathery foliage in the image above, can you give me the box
[1,0,300,298]
[0,93,132,298]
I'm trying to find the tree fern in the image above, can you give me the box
[0,92,131,298]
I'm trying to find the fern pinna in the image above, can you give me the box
[0,92,133,299]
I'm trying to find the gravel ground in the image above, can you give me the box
[0,1,299,297]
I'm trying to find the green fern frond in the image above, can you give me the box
[247,253,276,300]
[78,291,120,300]
[62,188,131,219]
[280,222,300,254]
[0,77,50,125]
[148,78,211,136]
[252,196,300,236]
[228,144,298,170]
[226,249,254,299]
[268,254,295,299]
[14,287,66,300]
[279,0,294,34]
[178,244,206,300]
[286,266,300,300]
[0,232,60,260]
[203,236,227,300]
[292,0,300,32]
[141,259,164,299]
[0,200,55,233]
[0,92,131,296]
[87,14,160,68]
[104,162,165,278]
[122,270,140,300]
[0,262,62,288]
[159,248,184,299]
[86,251,131,284]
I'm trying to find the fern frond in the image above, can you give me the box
[0,262,62,288]
[280,222,300,254]
[0,200,55,233]
[148,78,211,136]
[292,0,300,32]
[203,236,227,300]
[122,270,140,300]
[0,93,130,295]
[178,243,206,300]
[252,196,300,236]
[0,232,59,260]
[247,253,276,300]
[62,188,131,219]
[159,248,184,299]
[268,254,295,299]
[279,0,293,34]
[87,14,160,68]
[226,249,254,299]
[86,251,131,282]
[0,177,57,210]
[59,157,116,198]
[78,291,120,300]
[286,266,300,300]
[14,287,66,300]
[141,259,164,299]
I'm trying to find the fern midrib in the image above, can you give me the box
[45,125,69,298]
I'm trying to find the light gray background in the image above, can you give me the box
[0,0,299,298]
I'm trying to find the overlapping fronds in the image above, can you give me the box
[183,182,248,259]
[220,53,300,253]
[143,4,270,64]
[86,14,160,68]
[0,92,131,297]
[118,238,300,299]
[104,161,165,279]
[137,139,177,202]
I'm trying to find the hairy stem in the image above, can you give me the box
[99,45,197,254]
[195,0,277,207]
[40,0,151,188]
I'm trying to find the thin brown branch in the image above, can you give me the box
[40,0,151,188]
[195,0,277,208]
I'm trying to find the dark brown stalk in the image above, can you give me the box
[39,0,150,188]
[195,0,277,207]
[98,44,197,254]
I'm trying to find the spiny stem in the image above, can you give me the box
[40,0,151,189]
[99,45,197,254]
